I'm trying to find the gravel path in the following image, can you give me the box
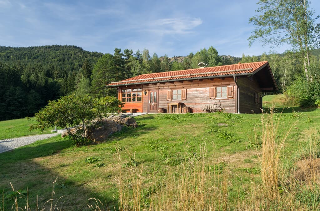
[0,130,65,154]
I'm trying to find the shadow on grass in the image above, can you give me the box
[109,124,157,140]
[0,138,72,163]
[0,137,119,210]
[263,106,318,114]
[134,114,155,121]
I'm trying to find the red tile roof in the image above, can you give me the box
[107,61,271,86]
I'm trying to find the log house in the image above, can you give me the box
[107,61,277,114]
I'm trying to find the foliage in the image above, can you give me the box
[0,46,102,121]
[249,0,319,80]
[285,77,320,107]
[240,50,320,92]
[190,46,222,68]
[91,53,117,97]
[32,94,121,145]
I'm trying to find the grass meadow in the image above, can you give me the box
[0,95,320,210]
[0,117,52,140]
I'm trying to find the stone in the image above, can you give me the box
[61,115,137,142]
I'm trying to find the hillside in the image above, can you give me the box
[0,45,102,66]
[0,103,319,210]
[0,45,103,121]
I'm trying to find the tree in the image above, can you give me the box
[150,53,161,72]
[142,49,151,73]
[191,47,222,68]
[160,55,171,72]
[191,48,208,68]
[170,61,184,71]
[113,48,126,80]
[207,46,222,67]
[182,53,194,69]
[74,72,91,96]
[81,58,93,81]
[249,0,319,80]
[91,53,117,97]
[32,94,121,145]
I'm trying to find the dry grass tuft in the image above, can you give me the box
[117,145,232,210]
[260,109,293,200]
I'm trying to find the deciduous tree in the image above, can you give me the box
[249,0,319,80]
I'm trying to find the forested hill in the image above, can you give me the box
[0,45,102,71]
[0,45,103,121]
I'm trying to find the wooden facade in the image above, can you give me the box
[108,61,277,114]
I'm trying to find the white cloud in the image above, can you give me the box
[147,18,203,35]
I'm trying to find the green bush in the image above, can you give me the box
[32,94,122,145]
[285,77,320,107]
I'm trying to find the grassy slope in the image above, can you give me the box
[0,95,319,210]
[0,117,53,140]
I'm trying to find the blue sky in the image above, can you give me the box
[0,0,319,57]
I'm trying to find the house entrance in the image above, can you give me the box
[149,90,158,112]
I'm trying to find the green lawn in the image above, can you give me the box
[0,117,53,140]
[0,98,320,210]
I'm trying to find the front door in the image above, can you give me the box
[149,90,158,112]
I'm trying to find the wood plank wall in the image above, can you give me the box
[236,76,262,113]
[141,78,237,113]
[117,76,265,114]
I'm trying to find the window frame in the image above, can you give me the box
[168,89,187,101]
[216,86,228,99]
[172,89,182,100]
[121,88,142,103]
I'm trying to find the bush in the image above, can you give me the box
[285,77,320,107]
[32,94,122,145]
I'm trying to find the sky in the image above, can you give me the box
[0,0,319,57]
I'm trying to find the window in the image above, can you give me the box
[168,89,187,101]
[121,88,142,103]
[172,90,182,100]
[210,86,233,99]
[216,87,227,99]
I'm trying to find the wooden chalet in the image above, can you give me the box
[107,61,277,114]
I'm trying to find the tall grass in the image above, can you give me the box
[260,109,292,200]
[1,179,66,211]
[115,111,320,210]
[117,145,235,210]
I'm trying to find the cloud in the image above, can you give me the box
[146,18,203,35]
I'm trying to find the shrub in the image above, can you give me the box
[285,77,320,107]
[32,94,121,145]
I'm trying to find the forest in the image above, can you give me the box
[0,44,319,121]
